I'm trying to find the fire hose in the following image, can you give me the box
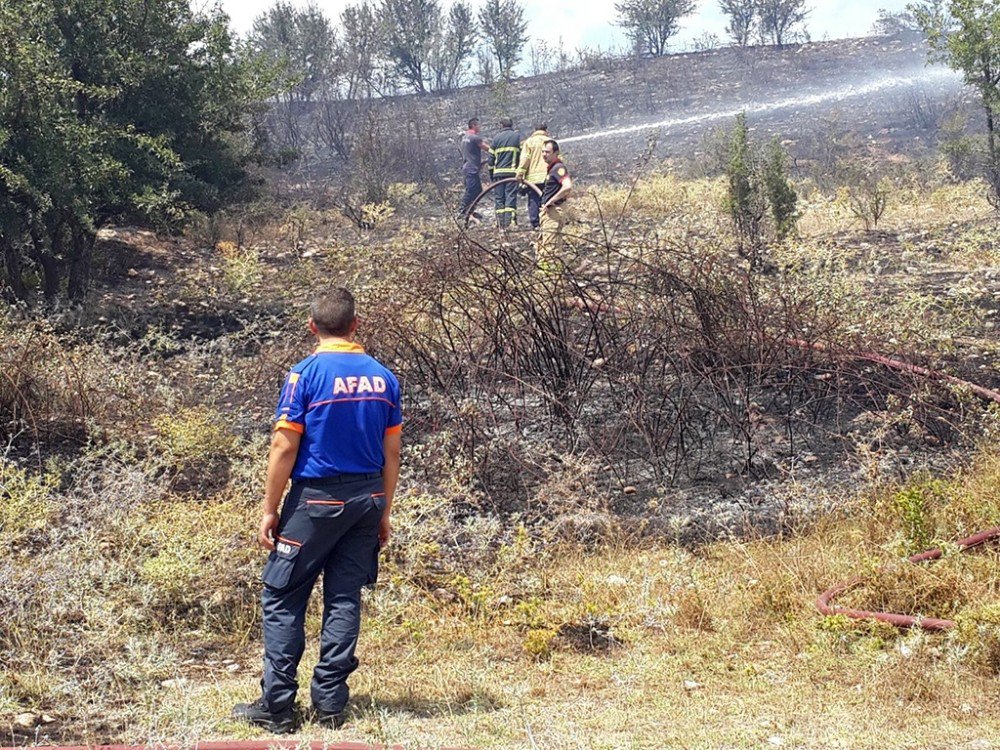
[461,177,543,228]
[796,339,1000,629]
[0,742,439,750]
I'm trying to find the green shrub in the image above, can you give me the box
[0,460,57,544]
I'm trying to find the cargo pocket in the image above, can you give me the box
[262,536,301,591]
[303,487,345,519]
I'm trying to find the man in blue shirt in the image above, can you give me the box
[233,288,402,733]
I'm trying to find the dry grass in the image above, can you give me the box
[4,170,1000,749]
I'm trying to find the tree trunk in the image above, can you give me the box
[31,228,62,303]
[66,221,94,301]
[1,236,28,301]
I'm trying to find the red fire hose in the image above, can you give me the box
[816,527,1000,630]
[0,743,462,750]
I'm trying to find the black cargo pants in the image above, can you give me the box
[260,473,384,714]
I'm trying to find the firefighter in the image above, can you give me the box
[515,122,550,229]
[488,117,521,228]
[459,118,490,218]
[537,139,573,268]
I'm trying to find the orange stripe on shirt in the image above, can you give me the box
[274,418,304,434]
[384,424,402,436]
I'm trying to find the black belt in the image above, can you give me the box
[295,472,381,486]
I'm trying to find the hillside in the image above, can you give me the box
[283,34,973,187]
[3,28,1000,750]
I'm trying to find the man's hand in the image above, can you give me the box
[259,511,279,550]
[378,515,392,548]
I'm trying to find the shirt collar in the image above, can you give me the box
[315,341,365,354]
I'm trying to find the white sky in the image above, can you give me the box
[212,0,914,52]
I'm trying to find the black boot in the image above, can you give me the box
[312,707,345,729]
[231,698,297,734]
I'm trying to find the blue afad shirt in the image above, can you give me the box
[273,341,402,479]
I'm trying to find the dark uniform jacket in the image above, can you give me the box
[488,127,521,179]
[541,159,570,206]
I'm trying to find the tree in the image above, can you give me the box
[378,0,441,93]
[337,3,390,99]
[249,2,336,151]
[0,0,267,303]
[250,2,335,103]
[478,0,528,81]
[762,137,799,241]
[755,0,809,46]
[723,114,799,266]
[430,2,478,91]
[914,0,1000,208]
[874,1,952,35]
[615,0,697,57]
[720,0,757,47]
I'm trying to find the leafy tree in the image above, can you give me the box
[725,114,767,263]
[338,2,390,99]
[250,2,335,103]
[755,0,809,46]
[478,0,528,81]
[720,0,757,46]
[914,0,1000,208]
[0,0,267,303]
[249,2,336,151]
[762,137,799,241]
[874,1,951,34]
[431,2,478,90]
[379,0,441,93]
[615,0,697,57]
[724,114,799,267]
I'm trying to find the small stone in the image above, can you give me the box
[433,588,456,603]
[226,663,241,673]
[40,714,56,725]
[623,486,637,495]
[160,678,189,689]
[768,736,785,747]
[682,680,702,692]
[14,713,37,729]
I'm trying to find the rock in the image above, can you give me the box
[682,680,702,692]
[226,663,241,673]
[433,588,457,603]
[40,714,56,725]
[14,713,37,729]
[623,486,637,495]
[768,736,785,747]
[160,678,189,689]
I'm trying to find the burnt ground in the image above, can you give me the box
[278,33,979,191]
[50,34,999,544]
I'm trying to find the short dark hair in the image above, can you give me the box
[499,116,513,128]
[310,289,356,336]
[544,139,559,152]
[534,122,547,132]
[468,117,479,129]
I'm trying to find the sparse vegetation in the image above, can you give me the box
[4,11,1000,750]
